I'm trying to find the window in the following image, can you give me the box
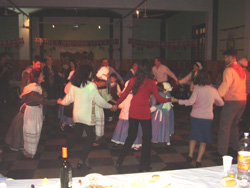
[192,24,205,61]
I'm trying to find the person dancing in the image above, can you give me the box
[58,65,116,170]
[21,69,57,158]
[115,59,171,172]
[172,71,224,167]
[111,81,142,150]
[151,82,174,146]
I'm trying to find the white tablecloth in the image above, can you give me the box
[0,164,238,188]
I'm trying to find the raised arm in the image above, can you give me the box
[179,72,192,85]
[109,67,123,82]
[164,66,178,81]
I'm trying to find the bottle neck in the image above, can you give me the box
[62,147,68,158]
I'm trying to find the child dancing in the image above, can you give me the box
[151,82,174,145]
[111,81,142,150]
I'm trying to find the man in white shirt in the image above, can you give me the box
[152,57,178,83]
[97,58,124,85]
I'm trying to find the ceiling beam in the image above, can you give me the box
[122,0,147,20]
[6,0,29,17]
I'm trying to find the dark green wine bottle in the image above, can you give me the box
[60,147,72,188]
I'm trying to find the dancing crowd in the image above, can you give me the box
[2,49,250,173]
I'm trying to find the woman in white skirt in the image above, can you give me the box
[21,69,57,158]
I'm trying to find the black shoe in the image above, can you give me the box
[186,156,193,163]
[116,157,124,168]
[195,161,202,168]
[138,167,152,172]
[77,163,91,170]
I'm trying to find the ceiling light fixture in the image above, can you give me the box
[21,14,30,29]
[73,24,79,30]
[136,9,140,19]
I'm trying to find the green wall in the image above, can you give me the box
[166,11,205,61]
[0,16,19,60]
[131,12,206,61]
[132,19,161,60]
[217,0,245,60]
[42,23,110,60]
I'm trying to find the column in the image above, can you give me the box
[205,3,213,61]
[19,14,30,60]
[244,0,250,59]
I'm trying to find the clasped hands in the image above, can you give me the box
[110,105,117,112]
[57,98,118,112]
[171,97,179,103]
[57,98,62,104]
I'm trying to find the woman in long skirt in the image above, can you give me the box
[21,69,57,158]
[151,82,174,145]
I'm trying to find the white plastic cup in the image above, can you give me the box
[222,155,233,173]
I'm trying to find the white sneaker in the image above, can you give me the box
[108,117,113,122]
[69,124,75,128]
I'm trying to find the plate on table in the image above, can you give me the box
[83,173,103,185]
[82,173,125,188]
[131,174,171,188]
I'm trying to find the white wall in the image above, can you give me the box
[19,14,30,60]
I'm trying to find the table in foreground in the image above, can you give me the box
[0,164,238,188]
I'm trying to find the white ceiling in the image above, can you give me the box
[2,0,212,12]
